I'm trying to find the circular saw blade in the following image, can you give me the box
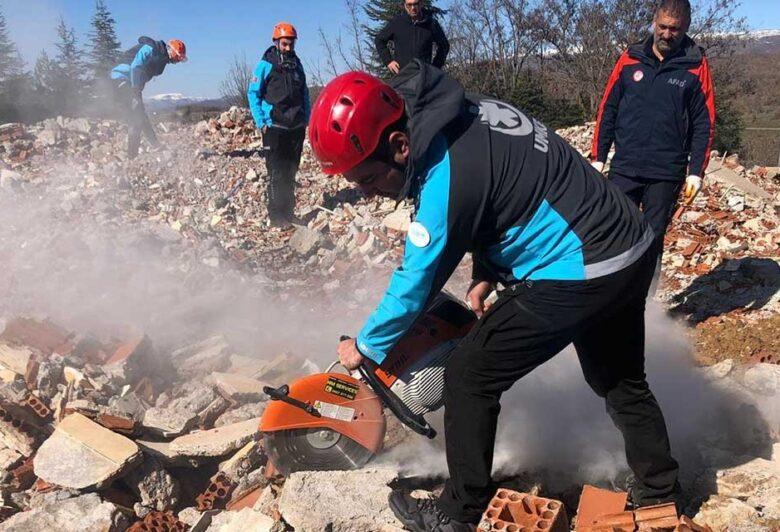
[265,428,376,476]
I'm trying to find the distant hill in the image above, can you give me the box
[145,93,227,112]
[742,29,780,54]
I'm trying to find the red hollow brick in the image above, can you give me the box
[575,485,629,532]
[480,489,568,532]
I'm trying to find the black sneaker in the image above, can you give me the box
[389,491,476,532]
[625,475,683,513]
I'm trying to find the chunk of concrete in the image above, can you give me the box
[0,343,32,376]
[170,417,260,458]
[142,382,217,437]
[694,496,760,531]
[172,336,232,378]
[741,363,780,396]
[382,207,413,233]
[214,402,265,427]
[34,413,142,490]
[206,507,274,532]
[0,493,128,531]
[706,161,773,200]
[278,468,403,531]
[211,372,267,402]
[289,226,328,256]
[123,457,180,511]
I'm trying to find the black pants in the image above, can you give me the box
[609,174,683,262]
[438,249,679,523]
[263,127,305,222]
[114,82,158,159]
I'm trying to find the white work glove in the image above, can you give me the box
[591,161,605,174]
[683,175,702,204]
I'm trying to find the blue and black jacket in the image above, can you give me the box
[247,46,310,130]
[592,35,716,181]
[111,37,170,91]
[356,61,654,364]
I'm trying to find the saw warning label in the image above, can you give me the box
[324,377,359,400]
[314,401,356,422]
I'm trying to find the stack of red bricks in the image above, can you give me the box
[478,485,713,532]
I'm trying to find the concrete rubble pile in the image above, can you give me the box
[0,316,312,530]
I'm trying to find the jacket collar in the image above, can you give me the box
[628,34,703,68]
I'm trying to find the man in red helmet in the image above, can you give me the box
[310,62,680,531]
[248,23,310,228]
[111,37,187,159]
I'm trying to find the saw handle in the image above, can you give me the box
[340,335,437,439]
[264,384,322,418]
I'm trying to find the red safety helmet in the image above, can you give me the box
[273,22,298,41]
[309,71,405,175]
[168,39,187,62]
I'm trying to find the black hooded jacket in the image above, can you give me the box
[592,35,716,180]
[355,61,653,364]
[375,9,450,70]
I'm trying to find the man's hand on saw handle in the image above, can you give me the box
[338,337,365,370]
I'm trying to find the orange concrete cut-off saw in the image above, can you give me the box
[259,292,477,475]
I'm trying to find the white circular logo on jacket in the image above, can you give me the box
[633,70,644,82]
[473,99,534,137]
[408,222,431,247]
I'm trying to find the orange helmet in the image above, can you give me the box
[168,39,187,62]
[272,22,297,41]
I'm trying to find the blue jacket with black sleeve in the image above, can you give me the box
[247,46,310,130]
[111,37,170,91]
[355,62,654,364]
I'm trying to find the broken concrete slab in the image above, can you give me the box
[34,412,142,490]
[288,225,329,257]
[170,417,260,458]
[694,496,760,531]
[0,443,22,471]
[0,343,33,376]
[741,363,780,396]
[142,382,218,437]
[205,507,275,532]
[0,493,129,531]
[278,468,403,531]
[381,206,413,233]
[171,336,232,379]
[211,372,267,402]
[706,161,773,200]
[214,402,265,427]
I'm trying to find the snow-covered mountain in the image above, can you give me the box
[145,93,225,111]
[743,29,780,53]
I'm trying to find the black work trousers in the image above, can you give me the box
[263,126,305,222]
[114,82,158,159]
[438,249,679,523]
[609,174,683,262]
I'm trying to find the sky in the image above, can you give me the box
[5,0,780,98]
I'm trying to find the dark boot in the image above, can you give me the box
[389,491,476,532]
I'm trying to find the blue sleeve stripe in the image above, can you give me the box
[248,60,274,128]
[130,45,153,88]
[357,135,451,364]
[487,199,585,281]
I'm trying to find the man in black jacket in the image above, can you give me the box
[375,0,450,75]
[591,0,715,263]
[310,62,680,531]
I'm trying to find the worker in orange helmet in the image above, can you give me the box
[111,37,188,159]
[247,23,311,228]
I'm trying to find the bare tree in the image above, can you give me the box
[541,0,748,116]
[219,53,252,108]
[314,0,372,82]
[445,0,547,95]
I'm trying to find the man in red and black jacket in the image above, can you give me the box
[592,0,715,262]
